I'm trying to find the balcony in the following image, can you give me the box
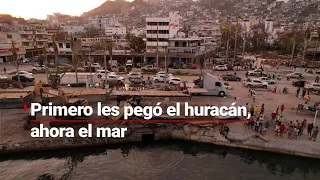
[36,31,48,35]
[19,31,33,34]
[167,46,200,54]
[146,34,158,38]
[36,38,48,42]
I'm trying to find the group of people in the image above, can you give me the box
[246,103,270,135]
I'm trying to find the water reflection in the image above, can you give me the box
[0,141,319,180]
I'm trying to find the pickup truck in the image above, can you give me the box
[141,65,158,72]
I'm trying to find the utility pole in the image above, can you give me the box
[234,18,239,66]
[242,29,246,61]
[225,22,230,61]
[104,42,107,89]
[290,30,297,65]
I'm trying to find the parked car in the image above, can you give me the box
[91,63,102,69]
[141,65,158,71]
[106,74,125,84]
[222,74,241,81]
[95,70,113,79]
[31,65,46,71]
[305,83,320,91]
[287,72,304,79]
[128,72,143,80]
[22,58,30,63]
[156,71,173,77]
[16,71,33,77]
[247,69,266,76]
[169,77,183,85]
[0,75,8,80]
[152,75,172,83]
[214,65,228,71]
[243,78,268,88]
[258,77,275,84]
[292,80,306,87]
[129,77,146,84]
[12,75,35,82]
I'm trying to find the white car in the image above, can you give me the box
[128,72,143,80]
[0,75,8,80]
[258,77,275,84]
[156,71,173,77]
[244,79,268,88]
[214,65,228,71]
[152,75,172,83]
[31,65,46,71]
[95,70,113,78]
[22,58,30,63]
[91,63,102,69]
[287,72,304,79]
[16,71,33,77]
[305,83,320,91]
[106,74,125,84]
[169,77,183,85]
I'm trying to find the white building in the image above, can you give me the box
[63,25,85,34]
[105,25,126,36]
[0,32,26,63]
[87,16,119,29]
[145,12,181,53]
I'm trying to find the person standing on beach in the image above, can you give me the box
[276,106,279,116]
[279,123,286,138]
[250,105,254,117]
[302,88,306,98]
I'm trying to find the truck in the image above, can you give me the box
[193,73,228,97]
[141,65,158,72]
[126,59,133,68]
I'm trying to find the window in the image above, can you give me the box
[215,82,221,86]
[175,42,178,47]
[66,43,71,48]
[22,42,29,46]
[58,43,63,48]
[7,34,12,38]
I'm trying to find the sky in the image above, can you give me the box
[0,0,117,19]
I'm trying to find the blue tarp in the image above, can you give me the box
[58,57,64,64]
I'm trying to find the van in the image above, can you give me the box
[202,73,228,96]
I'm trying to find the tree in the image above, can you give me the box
[11,41,20,82]
[199,54,205,74]
[302,25,311,61]
[126,33,146,66]
[42,47,49,83]
[69,34,79,83]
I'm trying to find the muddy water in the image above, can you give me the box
[0,141,319,180]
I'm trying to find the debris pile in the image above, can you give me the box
[0,79,24,89]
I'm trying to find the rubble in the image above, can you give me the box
[0,79,24,89]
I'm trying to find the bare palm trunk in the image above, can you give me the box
[45,55,49,83]
[290,38,296,65]
[312,40,319,66]
[234,20,238,66]
[104,44,107,88]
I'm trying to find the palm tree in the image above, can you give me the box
[11,41,20,82]
[302,24,311,63]
[312,28,320,66]
[69,34,79,83]
[42,47,49,83]
[221,21,231,61]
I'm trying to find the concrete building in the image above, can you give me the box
[19,25,47,57]
[145,11,180,54]
[105,25,126,36]
[87,16,119,29]
[0,32,26,63]
[63,25,85,34]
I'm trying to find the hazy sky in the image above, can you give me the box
[0,0,120,19]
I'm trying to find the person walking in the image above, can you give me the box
[260,103,265,115]
[296,87,300,98]
[250,105,254,117]
[263,120,269,135]
[116,95,121,106]
[302,88,306,98]
[301,119,307,134]
[309,126,319,141]
[305,92,310,104]
[279,123,286,138]
[280,104,285,115]
[3,67,6,74]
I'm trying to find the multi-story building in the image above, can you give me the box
[105,25,126,36]
[87,16,119,29]
[145,12,180,54]
[63,25,85,34]
[0,32,26,63]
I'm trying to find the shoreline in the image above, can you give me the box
[1,125,320,159]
